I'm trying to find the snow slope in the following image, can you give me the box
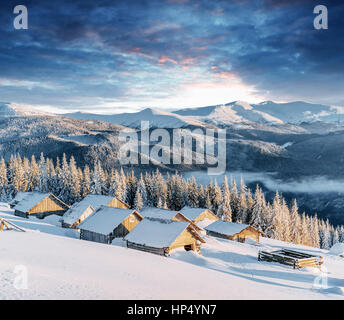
[0,203,343,300]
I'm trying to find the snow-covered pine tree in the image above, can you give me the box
[250,186,268,233]
[186,176,199,208]
[229,177,239,222]
[280,199,291,242]
[0,157,7,200]
[218,176,231,221]
[134,174,148,210]
[197,184,206,208]
[310,215,320,248]
[211,180,222,215]
[38,153,48,193]
[299,213,311,246]
[236,178,248,223]
[339,225,344,243]
[69,156,81,202]
[271,191,284,240]
[245,189,254,225]
[81,165,91,198]
[125,170,138,208]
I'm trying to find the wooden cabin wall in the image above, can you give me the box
[14,210,28,218]
[113,213,141,238]
[80,229,109,244]
[28,196,67,217]
[206,230,231,240]
[126,241,167,256]
[194,210,219,223]
[172,213,189,223]
[108,198,130,209]
[237,227,260,242]
[170,229,198,250]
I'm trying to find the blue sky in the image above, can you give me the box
[0,0,343,113]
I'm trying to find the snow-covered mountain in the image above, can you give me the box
[64,100,344,127]
[0,102,53,118]
[174,100,344,126]
[65,107,205,129]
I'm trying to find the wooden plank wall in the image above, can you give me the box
[108,198,130,209]
[28,196,67,217]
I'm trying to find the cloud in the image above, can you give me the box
[0,0,343,111]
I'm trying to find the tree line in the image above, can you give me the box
[0,153,343,250]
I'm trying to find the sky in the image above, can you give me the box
[0,0,343,114]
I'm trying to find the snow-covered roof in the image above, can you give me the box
[140,207,180,220]
[329,243,344,256]
[13,192,50,213]
[124,219,190,248]
[77,206,138,235]
[179,207,209,220]
[62,202,94,225]
[62,194,117,225]
[77,195,116,208]
[205,220,250,235]
[10,191,29,205]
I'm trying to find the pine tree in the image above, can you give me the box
[250,186,269,233]
[289,199,301,244]
[186,176,199,208]
[197,184,206,208]
[236,178,248,223]
[218,176,231,221]
[310,215,320,248]
[134,174,147,210]
[38,153,48,193]
[211,180,222,214]
[229,177,239,221]
[0,157,7,200]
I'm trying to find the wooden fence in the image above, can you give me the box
[258,248,323,269]
[0,218,25,232]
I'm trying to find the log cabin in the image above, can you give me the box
[78,206,143,244]
[61,194,130,229]
[124,218,205,256]
[179,207,219,226]
[13,192,69,219]
[205,220,262,243]
[140,207,203,232]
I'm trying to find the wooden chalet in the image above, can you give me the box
[78,206,142,244]
[13,192,69,219]
[124,218,205,256]
[205,220,262,243]
[61,194,130,229]
[179,207,219,225]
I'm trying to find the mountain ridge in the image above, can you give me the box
[63,100,344,128]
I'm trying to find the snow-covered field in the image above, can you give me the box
[1,202,343,300]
